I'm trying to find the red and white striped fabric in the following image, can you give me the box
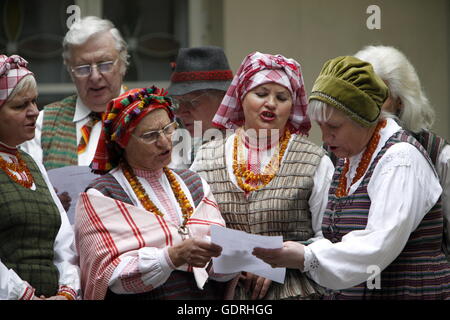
[212,51,311,135]
[75,192,225,300]
[0,55,33,108]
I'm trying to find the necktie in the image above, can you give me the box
[77,112,103,154]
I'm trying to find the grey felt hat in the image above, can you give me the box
[167,46,233,96]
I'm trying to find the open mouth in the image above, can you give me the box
[260,111,276,121]
[160,149,171,156]
[90,87,107,93]
[328,146,339,153]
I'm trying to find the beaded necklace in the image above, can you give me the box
[122,161,194,235]
[0,151,34,188]
[232,127,291,192]
[335,119,387,198]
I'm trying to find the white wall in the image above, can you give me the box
[222,0,449,145]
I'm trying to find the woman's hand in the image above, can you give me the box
[54,187,72,212]
[252,241,305,270]
[57,191,72,212]
[168,237,222,268]
[240,272,271,300]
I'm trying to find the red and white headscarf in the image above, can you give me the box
[212,51,311,135]
[0,55,33,107]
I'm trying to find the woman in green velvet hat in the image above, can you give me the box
[253,56,450,299]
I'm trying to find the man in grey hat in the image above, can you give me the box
[168,46,233,168]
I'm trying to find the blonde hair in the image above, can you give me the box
[355,45,434,133]
[8,75,37,102]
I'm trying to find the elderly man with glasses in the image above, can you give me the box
[21,16,129,211]
[168,46,233,169]
[23,16,128,170]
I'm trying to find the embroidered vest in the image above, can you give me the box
[323,130,450,300]
[196,134,327,299]
[0,152,61,296]
[41,95,78,170]
[413,130,448,167]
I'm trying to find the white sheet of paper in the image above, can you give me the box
[47,165,98,224]
[210,225,286,283]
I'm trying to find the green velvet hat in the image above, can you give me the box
[309,56,388,127]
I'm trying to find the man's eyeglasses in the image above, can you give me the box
[171,92,211,110]
[132,121,179,144]
[70,59,118,77]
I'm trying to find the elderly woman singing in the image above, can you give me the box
[0,55,80,300]
[191,52,334,300]
[75,86,232,300]
[253,56,450,299]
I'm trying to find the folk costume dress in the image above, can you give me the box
[76,166,232,300]
[75,86,233,300]
[192,52,334,299]
[0,142,80,300]
[303,118,450,299]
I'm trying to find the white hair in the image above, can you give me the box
[62,16,129,74]
[355,45,434,133]
[308,99,395,126]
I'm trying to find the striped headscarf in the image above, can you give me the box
[212,51,311,135]
[0,55,33,107]
[90,86,174,174]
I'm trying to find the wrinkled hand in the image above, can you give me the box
[57,192,72,212]
[252,241,305,270]
[240,272,271,300]
[169,237,222,268]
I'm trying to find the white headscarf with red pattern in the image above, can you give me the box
[0,55,33,107]
[212,51,311,135]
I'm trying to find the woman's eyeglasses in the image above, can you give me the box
[133,122,179,144]
[71,59,118,77]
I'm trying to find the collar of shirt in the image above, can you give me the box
[0,140,18,153]
[347,117,401,191]
[73,86,126,123]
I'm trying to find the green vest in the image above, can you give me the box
[0,151,61,296]
[41,95,78,170]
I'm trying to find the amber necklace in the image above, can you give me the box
[335,119,387,198]
[122,161,194,235]
[0,151,34,188]
[232,127,291,192]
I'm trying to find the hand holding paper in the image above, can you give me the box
[252,241,306,271]
[210,225,286,283]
